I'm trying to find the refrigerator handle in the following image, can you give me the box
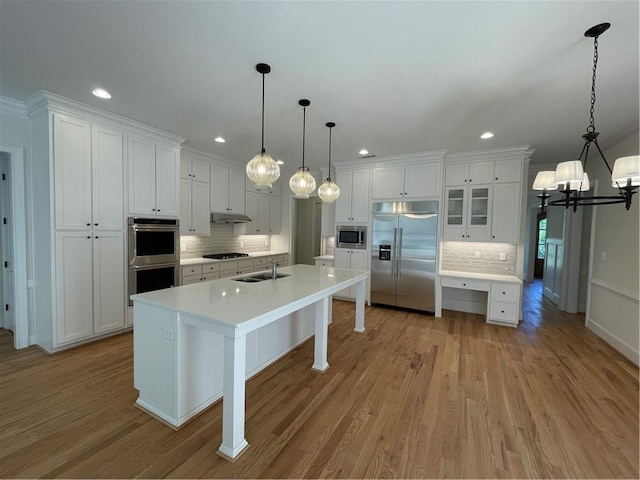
[397,227,403,278]
[392,228,398,278]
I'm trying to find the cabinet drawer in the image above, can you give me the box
[201,271,220,282]
[182,274,202,285]
[490,283,520,302]
[181,265,202,277]
[238,258,254,269]
[254,257,269,268]
[203,263,219,274]
[315,259,334,267]
[489,301,518,323]
[441,277,490,292]
[275,254,288,265]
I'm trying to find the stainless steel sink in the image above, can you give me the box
[232,273,290,283]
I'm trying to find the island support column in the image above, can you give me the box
[355,279,365,332]
[312,296,330,372]
[217,333,249,462]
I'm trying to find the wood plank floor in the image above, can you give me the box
[1,280,638,478]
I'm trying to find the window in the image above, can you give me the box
[537,217,547,260]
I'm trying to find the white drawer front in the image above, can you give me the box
[181,265,202,276]
[491,283,520,302]
[182,275,202,285]
[441,277,490,292]
[201,271,220,282]
[254,257,268,267]
[203,263,219,274]
[489,301,518,322]
[238,258,254,269]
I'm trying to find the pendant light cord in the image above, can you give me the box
[261,72,266,154]
[302,106,306,169]
[327,125,333,181]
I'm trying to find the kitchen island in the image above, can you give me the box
[131,264,368,461]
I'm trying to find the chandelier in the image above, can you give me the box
[533,23,639,212]
[318,122,340,203]
[289,99,317,198]
[246,63,280,190]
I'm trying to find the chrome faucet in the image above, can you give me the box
[269,260,279,279]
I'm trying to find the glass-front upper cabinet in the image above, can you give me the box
[444,185,492,241]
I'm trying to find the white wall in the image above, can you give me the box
[586,126,639,365]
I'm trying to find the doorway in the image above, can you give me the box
[0,144,28,349]
[294,198,322,265]
[534,211,547,278]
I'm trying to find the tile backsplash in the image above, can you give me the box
[180,224,271,259]
[440,241,516,275]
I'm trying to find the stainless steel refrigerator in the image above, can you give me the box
[371,201,438,312]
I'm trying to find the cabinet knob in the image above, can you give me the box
[502,291,506,295]
[462,283,466,286]
[95,236,99,239]
[501,310,505,313]
[87,236,91,239]
[152,208,156,211]
[495,177,499,181]
[94,223,98,226]
[492,235,495,239]
[469,179,472,182]
[86,223,90,226]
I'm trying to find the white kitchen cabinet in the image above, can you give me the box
[180,263,220,284]
[487,282,521,326]
[445,162,494,186]
[334,248,367,299]
[444,185,492,241]
[128,135,180,217]
[335,169,370,223]
[493,159,522,183]
[180,179,210,235]
[55,230,125,344]
[372,162,441,199]
[238,191,279,235]
[180,156,210,182]
[314,258,334,267]
[491,183,521,242]
[53,116,124,231]
[211,165,245,214]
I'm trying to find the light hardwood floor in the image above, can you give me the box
[1,281,638,478]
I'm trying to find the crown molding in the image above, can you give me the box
[181,143,243,169]
[334,149,447,169]
[445,145,533,163]
[0,96,28,117]
[24,90,186,145]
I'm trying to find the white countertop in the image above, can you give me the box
[314,255,335,261]
[180,251,288,266]
[439,270,522,284]
[132,264,368,331]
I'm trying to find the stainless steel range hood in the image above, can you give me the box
[210,212,252,224]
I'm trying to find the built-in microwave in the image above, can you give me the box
[336,225,367,249]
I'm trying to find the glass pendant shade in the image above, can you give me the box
[555,160,584,186]
[289,167,316,199]
[247,151,280,189]
[532,171,558,191]
[318,180,340,203]
[611,155,640,187]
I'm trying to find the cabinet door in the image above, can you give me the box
[228,170,246,213]
[333,249,351,297]
[491,183,520,242]
[56,231,93,344]
[93,231,125,334]
[334,170,352,223]
[372,166,404,199]
[155,144,180,217]
[244,191,259,234]
[350,169,370,223]
[444,187,466,240]
[494,159,522,183]
[347,249,367,297]
[445,164,468,186]
[191,158,210,183]
[256,193,270,234]
[92,124,123,230]
[54,114,92,230]
[128,136,157,216]
[180,158,191,180]
[192,181,211,235]
[469,162,494,184]
[210,165,230,211]
[179,178,192,234]
[405,163,441,198]
[268,195,281,234]
[466,185,492,241]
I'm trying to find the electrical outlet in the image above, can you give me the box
[240,241,244,247]
[601,252,607,261]
[180,241,186,252]
[264,240,268,246]
[474,251,480,259]
[499,252,506,261]
[163,328,175,342]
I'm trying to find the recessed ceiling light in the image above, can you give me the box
[276,160,284,165]
[214,136,226,143]
[481,132,494,139]
[92,87,111,99]
[359,149,369,155]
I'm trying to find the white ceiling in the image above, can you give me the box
[1,1,638,176]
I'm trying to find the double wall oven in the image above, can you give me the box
[128,217,180,305]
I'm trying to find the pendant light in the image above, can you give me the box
[547,23,639,211]
[318,122,340,203]
[289,99,316,198]
[246,63,280,190]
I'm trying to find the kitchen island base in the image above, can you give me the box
[132,265,368,462]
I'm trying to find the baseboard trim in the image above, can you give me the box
[586,318,639,366]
